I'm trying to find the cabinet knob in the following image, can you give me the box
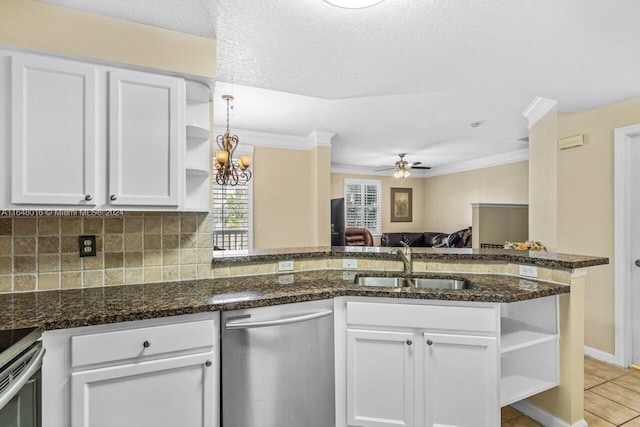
[426,339,433,346]
[406,339,413,346]
[635,259,640,268]
[84,195,92,201]
[143,340,151,348]
[110,195,117,201]
[205,360,212,367]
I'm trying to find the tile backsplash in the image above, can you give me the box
[0,212,214,293]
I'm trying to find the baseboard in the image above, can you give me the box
[511,400,587,427]
[584,345,624,367]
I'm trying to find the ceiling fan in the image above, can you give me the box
[375,153,431,180]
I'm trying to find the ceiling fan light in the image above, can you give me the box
[322,0,386,9]
[393,170,402,178]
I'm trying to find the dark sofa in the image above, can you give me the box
[380,227,472,248]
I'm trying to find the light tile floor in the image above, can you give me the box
[501,356,640,426]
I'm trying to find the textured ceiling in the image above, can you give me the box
[38,0,219,38]
[38,0,640,170]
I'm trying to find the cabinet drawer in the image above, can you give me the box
[71,320,215,368]
[346,302,497,333]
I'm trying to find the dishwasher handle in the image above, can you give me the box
[225,309,333,330]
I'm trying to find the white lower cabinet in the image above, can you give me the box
[42,313,219,427]
[346,327,498,427]
[341,297,557,427]
[422,333,498,427]
[71,353,214,427]
[347,329,415,427]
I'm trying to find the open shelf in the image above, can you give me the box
[184,80,211,212]
[186,125,209,142]
[186,80,211,103]
[501,317,557,353]
[186,167,210,177]
[500,338,558,406]
[500,374,558,407]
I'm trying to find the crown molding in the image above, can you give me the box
[331,149,528,178]
[422,149,529,178]
[213,127,334,151]
[522,96,558,129]
[307,130,336,147]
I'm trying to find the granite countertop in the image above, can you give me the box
[0,270,570,331]
[212,246,609,269]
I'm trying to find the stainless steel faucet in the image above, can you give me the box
[399,241,412,274]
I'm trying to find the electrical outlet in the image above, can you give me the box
[342,271,356,281]
[278,274,294,285]
[342,259,358,269]
[519,265,538,278]
[79,235,96,257]
[278,261,294,271]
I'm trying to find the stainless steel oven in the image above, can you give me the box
[0,328,44,427]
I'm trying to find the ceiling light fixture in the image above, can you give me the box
[322,0,386,9]
[215,95,252,186]
[393,153,411,183]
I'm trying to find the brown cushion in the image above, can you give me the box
[345,227,374,246]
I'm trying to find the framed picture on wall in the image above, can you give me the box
[390,188,412,222]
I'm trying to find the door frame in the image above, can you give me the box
[614,123,640,367]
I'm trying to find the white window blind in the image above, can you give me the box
[213,174,252,251]
[344,179,382,236]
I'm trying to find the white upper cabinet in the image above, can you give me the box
[0,50,207,211]
[11,55,97,206]
[108,70,183,207]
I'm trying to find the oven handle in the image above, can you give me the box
[0,346,46,411]
[225,309,333,330]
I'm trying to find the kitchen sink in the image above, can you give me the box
[355,275,468,290]
[411,278,468,290]
[354,276,408,287]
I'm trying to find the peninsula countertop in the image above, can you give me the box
[212,246,609,270]
[0,270,573,331]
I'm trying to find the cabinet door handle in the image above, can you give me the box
[84,195,92,201]
[426,339,433,346]
[205,360,212,367]
[406,339,413,346]
[143,340,151,348]
[110,195,117,201]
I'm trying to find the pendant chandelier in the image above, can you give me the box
[215,95,252,186]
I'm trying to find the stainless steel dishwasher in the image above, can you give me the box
[221,299,335,427]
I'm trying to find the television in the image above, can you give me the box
[331,198,345,246]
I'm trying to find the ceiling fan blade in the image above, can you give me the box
[409,161,422,167]
[374,166,395,172]
[411,166,432,170]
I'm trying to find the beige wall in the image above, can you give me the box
[472,205,528,248]
[253,146,330,249]
[422,162,529,233]
[529,107,559,252]
[0,0,216,78]
[556,98,640,354]
[309,147,332,246]
[330,174,426,242]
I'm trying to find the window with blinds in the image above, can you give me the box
[344,179,382,236]
[213,182,251,250]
